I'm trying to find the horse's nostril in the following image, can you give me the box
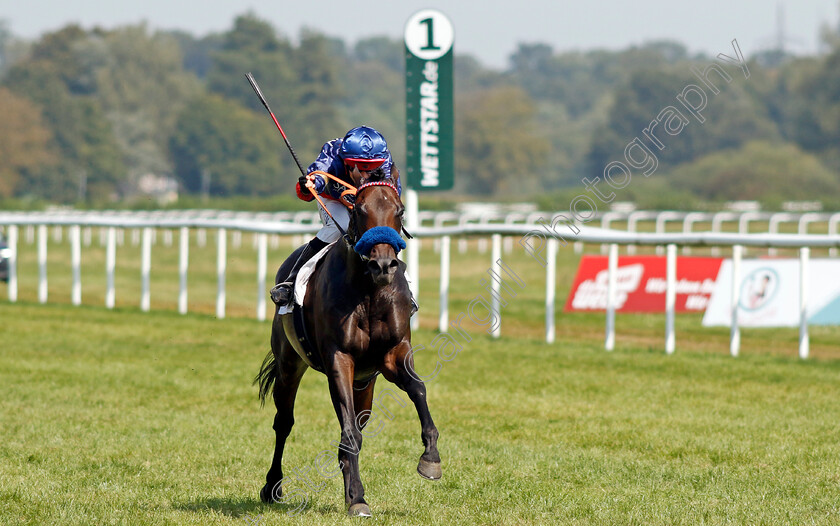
[368,258,398,278]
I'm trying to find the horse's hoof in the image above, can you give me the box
[347,502,371,517]
[417,458,442,480]
[260,483,278,503]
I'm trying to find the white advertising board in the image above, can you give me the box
[702,259,840,327]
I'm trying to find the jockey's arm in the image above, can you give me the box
[295,139,339,201]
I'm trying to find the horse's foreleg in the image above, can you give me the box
[353,375,377,431]
[326,351,370,516]
[261,338,308,504]
[381,341,442,480]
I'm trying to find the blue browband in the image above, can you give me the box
[354,226,407,256]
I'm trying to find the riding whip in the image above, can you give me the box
[245,73,351,240]
[245,72,306,177]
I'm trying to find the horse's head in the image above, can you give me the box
[349,170,406,287]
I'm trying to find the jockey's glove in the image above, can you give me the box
[299,172,326,195]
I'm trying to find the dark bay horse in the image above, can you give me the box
[255,172,441,517]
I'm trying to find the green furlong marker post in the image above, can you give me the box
[404,9,454,191]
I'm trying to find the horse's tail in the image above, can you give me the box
[254,350,277,407]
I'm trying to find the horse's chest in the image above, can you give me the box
[368,317,400,344]
[343,311,401,352]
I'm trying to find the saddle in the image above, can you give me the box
[277,242,335,373]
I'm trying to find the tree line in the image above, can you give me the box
[1,13,839,209]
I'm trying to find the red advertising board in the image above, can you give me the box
[564,255,724,313]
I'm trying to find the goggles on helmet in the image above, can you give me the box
[344,158,386,172]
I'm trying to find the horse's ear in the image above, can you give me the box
[348,165,364,187]
[363,167,387,184]
[390,164,401,189]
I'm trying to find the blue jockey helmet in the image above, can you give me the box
[339,126,388,163]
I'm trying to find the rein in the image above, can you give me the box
[306,171,411,253]
[306,171,356,240]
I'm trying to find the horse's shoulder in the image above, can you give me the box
[311,244,345,279]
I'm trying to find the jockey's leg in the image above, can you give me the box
[269,237,329,305]
[270,200,350,306]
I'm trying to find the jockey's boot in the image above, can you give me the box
[270,237,330,307]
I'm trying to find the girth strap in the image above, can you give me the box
[292,306,325,373]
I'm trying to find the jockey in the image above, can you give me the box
[270,126,411,309]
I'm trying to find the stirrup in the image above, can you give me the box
[270,281,294,306]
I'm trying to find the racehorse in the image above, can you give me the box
[255,169,441,517]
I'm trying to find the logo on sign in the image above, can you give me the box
[565,255,724,313]
[419,61,440,187]
[739,268,779,311]
[571,264,645,309]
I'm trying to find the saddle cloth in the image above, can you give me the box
[276,241,335,372]
[276,241,335,316]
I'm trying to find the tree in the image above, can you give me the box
[0,19,11,75]
[207,17,348,155]
[353,37,403,72]
[508,44,681,118]
[338,36,407,165]
[819,5,840,51]
[0,20,29,79]
[586,67,780,178]
[456,86,550,195]
[169,93,285,197]
[206,14,297,114]
[92,25,202,178]
[339,57,404,165]
[666,140,839,207]
[290,30,346,155]
[165,30,224,79]
[788,46,840,171]
[585,68,687,175]
[0,87,57,197]
[4,55,126,201]
[26,25,100,95]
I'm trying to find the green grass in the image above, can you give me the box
[3,234,840,524]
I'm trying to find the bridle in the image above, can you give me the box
[348,180,404,252]
[305,171,411,258]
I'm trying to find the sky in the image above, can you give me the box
[3,1,839,68]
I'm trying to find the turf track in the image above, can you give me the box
[2,236,840,524]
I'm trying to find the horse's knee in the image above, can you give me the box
[337,428,363,462]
